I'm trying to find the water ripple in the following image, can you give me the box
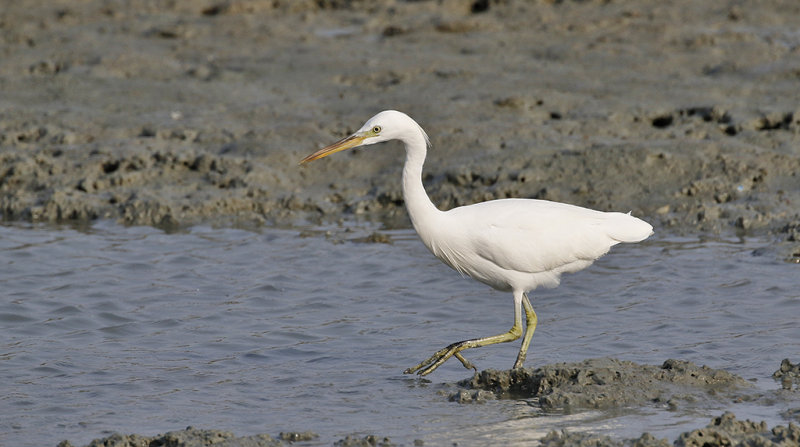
[0,223,798,447]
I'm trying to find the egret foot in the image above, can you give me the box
[403,350,476,375]
[404,322,524,376]
[404,340,474,376]
[405,291,528,376]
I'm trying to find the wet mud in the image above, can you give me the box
[56,428,403,447]
[1,0,799,262]
[57,416,800,447]
[541,412,800,447]
[57,358,800,446]
[452,358,749,410]
[775,359,800,391]
[60,416,800,447]
[56,428,287,447]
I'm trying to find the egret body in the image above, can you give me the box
[300,110,653,376]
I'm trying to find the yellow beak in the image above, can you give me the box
[300,134,366,165]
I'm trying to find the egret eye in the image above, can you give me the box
[372,126,382,134]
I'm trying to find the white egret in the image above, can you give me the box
[300,110,653,376]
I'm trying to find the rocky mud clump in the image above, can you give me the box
[453,358,749,410]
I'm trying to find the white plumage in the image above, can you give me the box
[301,110,652,376]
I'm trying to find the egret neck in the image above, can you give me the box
[399,127,443,243]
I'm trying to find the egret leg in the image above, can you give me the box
[513,293,537,369]
[404,291,524,376]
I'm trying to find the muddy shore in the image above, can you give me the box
[2,0,799,446]
[1,0,799,259]
[59,358,800,447]
[56,413,800,447]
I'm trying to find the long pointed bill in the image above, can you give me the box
[300,134,366,165]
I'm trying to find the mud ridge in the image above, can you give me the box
[452,358,749,410]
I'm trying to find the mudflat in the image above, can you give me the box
[1,1,799,259]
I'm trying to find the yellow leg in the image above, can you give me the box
[404,291,524,376]
[513,293,537,369]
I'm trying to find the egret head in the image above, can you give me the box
[300,110,429,164]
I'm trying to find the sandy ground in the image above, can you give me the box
[2,0,799,445]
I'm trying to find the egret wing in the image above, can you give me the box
[450,199,645,275]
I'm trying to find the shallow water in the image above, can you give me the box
[1,221,798,446]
